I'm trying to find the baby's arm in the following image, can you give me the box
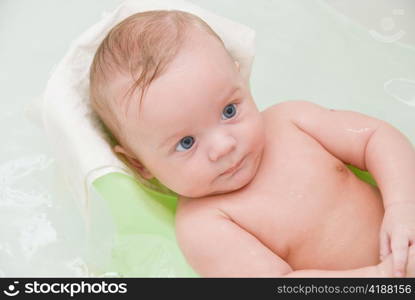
[175,203,390,277]
[273,100,415,277]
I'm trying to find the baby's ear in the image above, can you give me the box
[113,145,154,180]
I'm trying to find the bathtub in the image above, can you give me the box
[0,0,414,276]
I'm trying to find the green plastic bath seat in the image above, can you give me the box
[89,173,197,277]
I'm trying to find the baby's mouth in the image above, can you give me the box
[220,155,246,176]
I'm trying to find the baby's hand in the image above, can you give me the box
[377,252,394,277]
[378,246,415,277]
[379,202,415,277]
[405,246,415,277]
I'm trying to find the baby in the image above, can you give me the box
[89,10,415,277]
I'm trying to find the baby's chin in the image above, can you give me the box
[175,151,263,198]
[213,172,255,195]
[179,186,242,199]
[174,179,247,199]
[182,167,257,198]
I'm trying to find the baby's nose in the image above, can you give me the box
[208,134,237,162]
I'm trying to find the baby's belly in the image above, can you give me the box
[285,175,384,270]
[223,160,384,271]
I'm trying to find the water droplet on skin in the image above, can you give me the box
[346,128,372,133]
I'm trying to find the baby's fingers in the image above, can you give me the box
[379,231,391,261]
[391,234,409,277]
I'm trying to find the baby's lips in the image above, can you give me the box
[221,156,245,175]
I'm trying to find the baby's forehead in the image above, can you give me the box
[120,30,237,122]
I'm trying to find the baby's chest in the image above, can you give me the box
[259,120,352,203]
[223,122,354,256]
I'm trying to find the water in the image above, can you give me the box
[0,0,414,276]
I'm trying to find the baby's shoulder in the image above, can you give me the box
[261,100,315,121]
[261,100,322,133]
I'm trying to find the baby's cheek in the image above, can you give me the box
[163,168,206,197]
[181,168,209,196]
[243,114,265,147]
[174,180,205,198]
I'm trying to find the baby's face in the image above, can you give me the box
[116,29,265,198]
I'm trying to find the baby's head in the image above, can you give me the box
[90,10,265,198]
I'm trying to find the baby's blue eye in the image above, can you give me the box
[222,104,237,120]
[176,136,194,152]
[174,104,236,152]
